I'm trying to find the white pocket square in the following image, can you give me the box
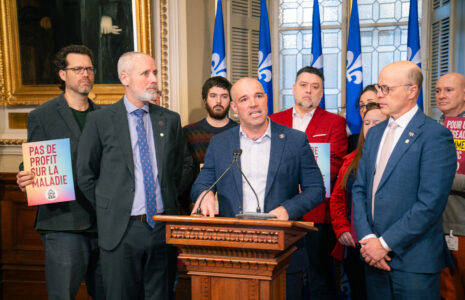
[312,134,327,137]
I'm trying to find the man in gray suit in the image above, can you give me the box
[77,52,192,300]
[16,45,104,300]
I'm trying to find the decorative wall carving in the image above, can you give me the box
[159,0,169,108]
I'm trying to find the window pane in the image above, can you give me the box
[279,0,342,28]
[359,0,422,24]
[279,28,341,112]
[361,25,408,85]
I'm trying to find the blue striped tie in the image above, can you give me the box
[133,109,157,228]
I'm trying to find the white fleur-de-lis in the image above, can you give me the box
[310,54,323,69]
[258,51,272,82]
[407,47,421,65]
[211,53,226,77]
[346,51,363,85]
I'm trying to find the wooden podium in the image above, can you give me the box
[154,215,316,300]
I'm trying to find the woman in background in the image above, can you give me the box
[348,85,379,152]
[330,102,388,299]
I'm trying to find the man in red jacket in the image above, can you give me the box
[270,66,347,299]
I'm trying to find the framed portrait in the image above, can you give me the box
[0,0,153,106]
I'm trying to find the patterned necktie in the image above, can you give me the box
[133,109,157,228]
[371,121,399,219]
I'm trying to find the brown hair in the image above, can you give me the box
[54,45,94,91]
[340,102,383,189]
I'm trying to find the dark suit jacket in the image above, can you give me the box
[353,109,456,273]
[270,106,348,223]
[26,93,99,231]
[77,98,192,250]
[191,120,325,220]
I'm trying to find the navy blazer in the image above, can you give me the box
[353,109,456,273]
[191,120,325,220]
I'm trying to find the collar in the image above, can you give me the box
[439,110,465,124]
[292,106,314,119]
[389,105,418,129]
[124,95,149,114]
[239,118,272,142]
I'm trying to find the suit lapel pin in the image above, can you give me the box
[160,133,164,137]
[159,120,164,126]
[405,139,410,144]
[279,134,285,139]
[409,132,414,137]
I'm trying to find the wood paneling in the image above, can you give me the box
[0,173,90,300]
[0,172,191,299]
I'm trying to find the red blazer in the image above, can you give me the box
[270,106,348,223]
[329,150,356,260]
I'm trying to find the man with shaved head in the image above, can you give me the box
[352,61,456,299]
[77,52,193,299]
[436,72,465,299]
[191,77,325,299]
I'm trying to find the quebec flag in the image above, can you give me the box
[258,0,273,114]
[346,0,363,134]
[211,0,226,77]
[408,0,423,110]
[310,0,325,109]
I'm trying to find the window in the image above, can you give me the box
[276,0,422,114]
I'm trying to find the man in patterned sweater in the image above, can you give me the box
[181,76,237,212]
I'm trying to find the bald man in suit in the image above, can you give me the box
[353,61,456,299]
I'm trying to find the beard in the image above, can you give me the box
[129,85,159,102]
[68,79,93,95]
[205,102,230,120]
[296,99,314,110]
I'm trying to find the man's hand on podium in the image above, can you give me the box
[192,191,216,217]
[268,206,289,220]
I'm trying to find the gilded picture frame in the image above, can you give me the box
[0,0,153,106]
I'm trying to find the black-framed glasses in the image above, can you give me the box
[63,67,96,75]
[359,99,377,111]
[375,84,411,96]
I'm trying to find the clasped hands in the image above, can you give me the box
[359,237,391,271]
[191,191,289,220]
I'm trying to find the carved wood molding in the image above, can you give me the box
[170,225,280,245]
[159,0,169,108]
[0,138,25,145]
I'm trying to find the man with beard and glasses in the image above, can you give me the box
[16,45,104,300]
[181,77,237,211]
[77,51,193,300]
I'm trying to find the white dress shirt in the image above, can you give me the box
[239,121,271,213]
[292,107,314,132]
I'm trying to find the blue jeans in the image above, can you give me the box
[41,232,104,300]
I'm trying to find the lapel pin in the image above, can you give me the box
[159,120,164,126]
[409,132,414,137]
[279,134,285,139]
[160,133,164,137]
[405,139,409,144]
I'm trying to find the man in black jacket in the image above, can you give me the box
[16,45,104,300]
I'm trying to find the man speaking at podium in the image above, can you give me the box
[191,77,325,299]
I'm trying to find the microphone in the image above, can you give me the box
[234,151,276,220]
[194,149,242,215]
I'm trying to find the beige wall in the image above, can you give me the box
[183,0,216,125]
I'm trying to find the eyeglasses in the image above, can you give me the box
[359,99,377,111]
[375,84,411,96]
[63,67,96,75]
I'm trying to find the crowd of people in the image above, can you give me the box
[16,44,465,300]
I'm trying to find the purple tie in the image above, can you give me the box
[133,109,157,228]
